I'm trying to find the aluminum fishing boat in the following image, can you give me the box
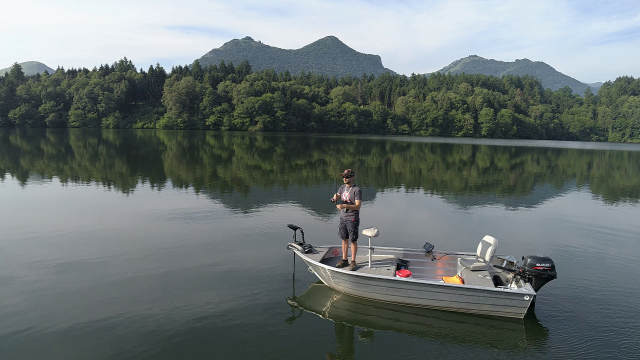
[286,224,557,318]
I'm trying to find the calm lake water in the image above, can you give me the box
[1,129,640,359]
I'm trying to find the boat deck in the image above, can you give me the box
[307,246,506,288]
[321,254,397,277]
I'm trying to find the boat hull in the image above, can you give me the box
[297,248,535,318]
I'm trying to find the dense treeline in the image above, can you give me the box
[2,130,639,206]
[1,58,640,142]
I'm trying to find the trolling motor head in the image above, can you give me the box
[287,224,304,242]
[286,224,314,254]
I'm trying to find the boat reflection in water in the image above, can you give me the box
[286,281,548,358]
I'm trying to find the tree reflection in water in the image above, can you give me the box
[1,129,639,210]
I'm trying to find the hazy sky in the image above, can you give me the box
[2,0,639,83]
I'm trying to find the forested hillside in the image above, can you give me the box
[1,58,639,142]
[197,36,394,77]
[435,55,596,95]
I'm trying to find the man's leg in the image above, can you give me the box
[350,219,360,262]
[335,239,349,268]
[338,218,349,261]
[350,241,357,262]
[348,219,359,270]
[342,239,349,260]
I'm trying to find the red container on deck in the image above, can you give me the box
[396,269,412,278]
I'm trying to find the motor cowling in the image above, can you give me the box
[520,255,557,292]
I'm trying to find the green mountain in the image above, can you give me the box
[196,36,395,77]
[0,61,55,77]
[586,82,603,92]
[433,55,596,95]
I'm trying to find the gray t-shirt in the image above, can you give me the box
[337,184,362,220]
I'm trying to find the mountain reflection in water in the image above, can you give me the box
[287,282,548,358]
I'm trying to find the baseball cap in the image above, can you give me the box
[341,169,354,178]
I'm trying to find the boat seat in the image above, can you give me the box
[362,227,379,237]
[458,268,496,287]
[457,235,498,273]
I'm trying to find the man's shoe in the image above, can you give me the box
[336,259,349,268]
[349,261,357,271]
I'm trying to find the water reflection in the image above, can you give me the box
[287,282,548,357]
[1,129,640,212]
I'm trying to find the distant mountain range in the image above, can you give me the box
[0,61,54,77]
[196,36,395,77]
[196,37,601,95]
[4,39,603,95]
[431,55,600,95]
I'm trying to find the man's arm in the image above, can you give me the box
[339,199,361,211]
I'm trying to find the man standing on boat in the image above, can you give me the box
[331,169,362,271]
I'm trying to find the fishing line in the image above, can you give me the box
[324,158,339,198]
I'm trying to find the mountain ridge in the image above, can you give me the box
[431,55,599,95]
[196,35,395,77]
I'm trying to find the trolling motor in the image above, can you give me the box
[286,224,314,254]
[494,255,557,292]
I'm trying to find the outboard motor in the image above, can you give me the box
[494,255,557,293]
[519,256,557,292]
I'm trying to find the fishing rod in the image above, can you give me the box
[324,159,339,204]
